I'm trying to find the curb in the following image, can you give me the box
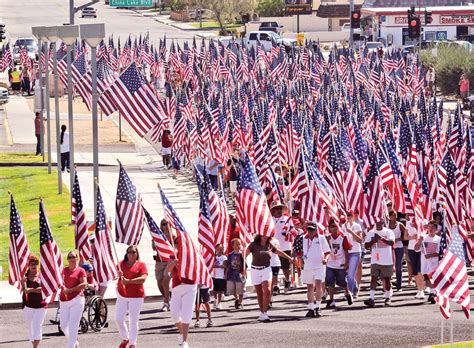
[0,162,117,167]
[3,114,13,146]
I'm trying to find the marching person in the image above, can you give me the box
[405,218,426,299]
[418,220,441,304]
[225,238,245,309]
[246,234,293,322]
[161,129,173,169]
[341,211,363,297]
[60,250,87,348]
[34,112,45,156]
[153,219,173,312]
[21,255,48,348]
[270,201,294,293]
[167,256,197,348]
[364,218,395,307]
[116,245,148,348]
[300,222,330,318]
[387,210,406,292]
[212,244,226,310]
[325,219,353,309]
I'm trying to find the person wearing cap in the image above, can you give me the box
[325,219,353,309]
[246,234,293,322]
[81,263,98,293]
[364,219,395,307]
[21,255,48,348]
[341,211,363,296]
[300,221,330,318]
[405,217,426,300]
[270,200,294,293]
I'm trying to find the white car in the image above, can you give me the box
[341,23,361,35]
[243,31,297,51]
[0,86,9,104]
[366,41,384,53]
[81,7,97,18]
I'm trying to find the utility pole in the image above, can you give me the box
[70,0,75,24]
[349,0,354,48]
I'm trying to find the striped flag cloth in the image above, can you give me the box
[115,164,144,245]
[429,225,471,319]
[196,172,216,270]
[236,153,275,239]
[159,188,213,288]
[106,62,163,137]
[72,172,92,263]
[144,208,175,262]
[93,187,118,283]
[39,201,64,301]
[8,195,30,291]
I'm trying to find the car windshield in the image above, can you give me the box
[15,39,36,47]
[268,31,280,40]
[367,43,382,49]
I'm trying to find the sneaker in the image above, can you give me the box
[206,320,213,327]
[262,313,271,322]
[305,309,315,318]
[428,294,436,304]
[326,301,336,309]
[315,308,322,318]
[364,299,375,308]
[395,288,403,293]
[234,300,239,309]
[194,320,200,328]
[217,303,222,310]
[178,335,183,346]
[297,278,303,287]
[257,313,266,322]
[415,291,426,300]
[213,302,218,310]
[384,298,392,306]
[161,303,169,312]
[346,293,353,306]
[182,342,189,348]
[273,286,280,295]
[237,303,243,309]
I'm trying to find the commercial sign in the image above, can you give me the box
[395,16,425,25]
[110,0,152,6]
[439,15,474,24]
[285,0,313,15]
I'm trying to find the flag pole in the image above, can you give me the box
[157,183,176,250]
[449,316,453,348]
[440,317,444,347]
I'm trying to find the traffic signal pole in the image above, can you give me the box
[349,0,354,48]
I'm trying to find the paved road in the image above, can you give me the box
[0,0,196,46]
[1,265,473,348]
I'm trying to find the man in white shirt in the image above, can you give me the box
[417,220,441,304]
[271,201,294,293]
[300,222,330,318]
[364,218,395,307]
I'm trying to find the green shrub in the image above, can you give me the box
[420,45,474,96]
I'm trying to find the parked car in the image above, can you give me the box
[13,37,38,64]
[244,31,296,51]
[366,41,384,53]
[259,21,282,33]
[81,7,97,18]
[0,86,9,105]
[341,22,361,35]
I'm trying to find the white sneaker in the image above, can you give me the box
[297,278,303,287]
[257,312,265,321]
[217,303,222,310]
[213,302,217,310]
[415,291,425,299]
[178,334,183,346]
[262,312,270,322]
[182,341,189,348]
[161,303,169,312]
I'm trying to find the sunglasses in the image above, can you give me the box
[161,223,168,227]
[67,255,77,259]
[127,251,137,254]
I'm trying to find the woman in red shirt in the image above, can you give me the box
[459,73,470,99]
[21,255,48,348]
[59,251,87,348]
[116,245,148,348]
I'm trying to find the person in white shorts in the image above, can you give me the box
[417,220,441,304]
[300,222,330,318]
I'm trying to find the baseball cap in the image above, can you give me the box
[307,222,317,230]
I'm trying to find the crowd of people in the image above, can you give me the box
[19,195,473,347]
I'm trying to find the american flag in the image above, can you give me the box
[196,171,216,270]
[237,153,275,239]
[106,62,163,137]
[72,172,92,263]
[93,187,118,283]
[159,188,213,288]
[39,201,64,301]
[8,195,30,291]
[115,164,144,245]
[429,224,471,319]
[143,208,175,262]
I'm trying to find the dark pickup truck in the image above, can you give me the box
[259,21,282,33]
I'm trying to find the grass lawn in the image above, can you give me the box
[189,21,241,30]
[0,152,47,164]
[430,342,474,348]
[0,167,74,280]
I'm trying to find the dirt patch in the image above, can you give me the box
[26,97,94,115]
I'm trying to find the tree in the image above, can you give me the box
[256,0,285,17]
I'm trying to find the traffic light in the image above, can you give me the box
[351,10,361,29]
[0,25,5,42]
[425,11,433,24]
[408,16,421,39]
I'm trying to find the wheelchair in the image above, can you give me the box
[53,288,108,334]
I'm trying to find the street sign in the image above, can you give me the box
[110,0,152,7]
[285,0,312,15]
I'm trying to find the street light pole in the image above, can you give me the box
[52,40,62,195]
[80,23,105,219]
[349,0,354,49]
[37,39,45,160]
[70,0,75,25]
[45,44,52,174]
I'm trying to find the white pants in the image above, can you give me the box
[60,296,84,348]
[23,306,47,342]
[170,284,197,324]
[115,294,144,346]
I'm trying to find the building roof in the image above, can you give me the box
[363,0,465,7]
[317,4,363,18]
[362,5,474,15]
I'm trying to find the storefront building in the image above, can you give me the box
[361,6,474,46]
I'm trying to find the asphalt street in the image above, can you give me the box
[1,265,473,348]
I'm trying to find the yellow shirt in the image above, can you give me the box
[11,71,21,83]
